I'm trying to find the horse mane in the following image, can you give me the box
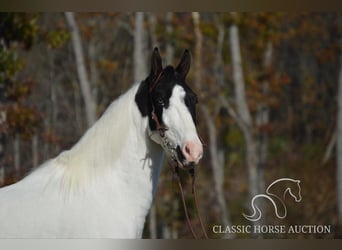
[52,84,140,194]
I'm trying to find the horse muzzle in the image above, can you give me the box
[176,142,203,169]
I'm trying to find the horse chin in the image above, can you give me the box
[174,146,197,170]
[183,161,196,170]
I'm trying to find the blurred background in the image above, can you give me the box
[0,12,341,239]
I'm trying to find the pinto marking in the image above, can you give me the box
[0,48,202,238]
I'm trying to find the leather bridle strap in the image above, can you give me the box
[149,72,208,239]
[151,106,167,138]
[171,160,209,239]
[149,71,169,138]
[172,163,198,238]
[190,169,209,239]
[149,71,164,93]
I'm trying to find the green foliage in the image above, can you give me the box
[0,47,24,82]
[6,104,41,139]
[46,30,70,49]
[0,13,41,139]
[199,22,217,40]
[0,13,39,49]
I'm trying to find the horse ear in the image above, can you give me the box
[176,49,191,80]
[149,47,163,83]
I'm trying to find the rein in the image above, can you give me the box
[149,78,208,239]
[170,158,209,239]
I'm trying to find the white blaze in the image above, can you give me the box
[162,85,202,163]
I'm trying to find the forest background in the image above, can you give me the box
[0,12,341,239]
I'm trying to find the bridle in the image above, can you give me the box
[149,74,209,239]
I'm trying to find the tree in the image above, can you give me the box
[65,12,97,127]
[192,12,234,238]
[133,12,147,82]
[0,13,40,183]
[228,17,259,204]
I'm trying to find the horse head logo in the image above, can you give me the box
[243,178,302,222]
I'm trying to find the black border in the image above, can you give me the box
[0,0,341,11]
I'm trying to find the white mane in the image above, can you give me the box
[56,84,134,193]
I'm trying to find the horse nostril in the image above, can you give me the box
[182,141,203,165]
[185,145,191,155]
[183,143,193,159]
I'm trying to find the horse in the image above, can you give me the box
[243,178,302,222]
[0,48,203,238]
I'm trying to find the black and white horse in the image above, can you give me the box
[0,48,203,238]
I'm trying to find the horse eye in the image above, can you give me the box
[157,98,164,106]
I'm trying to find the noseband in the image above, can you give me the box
[149,76,208,239]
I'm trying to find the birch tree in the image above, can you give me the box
[192,12,234,238]
[226,18,261,229]
[147,14,158,238]
[256,41,272,197]
[65,12,97,127]
[133,12,147,82]
[165,12,174,66]
[13,133,20,179]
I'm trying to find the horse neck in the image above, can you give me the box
[58,83,165,200]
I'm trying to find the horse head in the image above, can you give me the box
[284,179,302,203]
[135,48,203,169]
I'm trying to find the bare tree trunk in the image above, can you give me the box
[192,12,233,238]
[88,38,99,107]
[192,12,202,91]
[43,52,59,160]
[202,106,234,239]
[229,26,252,128]
[148,13,158,48]
[215,20,225,88]
[73,80,84,133]
[336,50,342,222]
[165,12,174,65]
[32,133,38,168]
[13,133,20,180]
[50,61,59,155]
[255,41,272,218]
[65,12,96,127]
[322,131,336,165]
[138,11,157,238]
[43,118,50,161]
[134,12,147,82]
[229,21,261,233]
